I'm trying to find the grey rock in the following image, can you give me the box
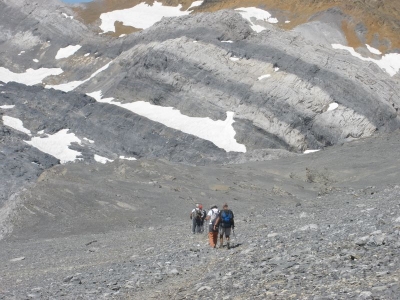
[63,276,74,283]
[355,236,369,246]
[197,286,212,292]
[10,256,25,262]
[168,269,179,275]
[368,234,386,246]
[371,286,387,292]
[299,224,319,231]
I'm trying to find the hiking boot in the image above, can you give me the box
[219,244,223,248]
[227,242,230,249]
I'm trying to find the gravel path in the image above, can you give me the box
[1,184,400,299]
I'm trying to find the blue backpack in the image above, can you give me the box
[220,210,233,227]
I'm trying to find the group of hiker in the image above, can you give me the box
[190,202,235,249]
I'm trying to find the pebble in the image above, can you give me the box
[10,256,25,262]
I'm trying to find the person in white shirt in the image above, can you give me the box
[205,205,219,248]
[189,204,202,234]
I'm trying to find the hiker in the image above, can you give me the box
[205,204,219,248]
[215,203,234,249]
[190,204,203,234]
[199,204,207,233]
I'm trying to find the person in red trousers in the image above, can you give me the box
[205,205,219,248]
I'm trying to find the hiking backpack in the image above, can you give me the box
[193,208,203,220]
[220,210,233,227]
[210,209,219,225]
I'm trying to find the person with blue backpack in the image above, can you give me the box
[215,203,234,249]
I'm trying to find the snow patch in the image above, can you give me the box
[230,56,240,61]
[2,116,32,136]
[62,13,74,20]
[33,59,39,63]
[0,105,15,109]
[221,40,233,43]
[55,45,82,60]
[235,7,278,33]
[83,137,94,144]
[46,62,111,92]
[327,103,339,111]
[332,44,400,76]
[188,1,203,10]
[119,156,137,161]
[304,150,320,154]
[18,51,25,56]
[258,74,271,80]
[94,154,113,164]
[25,129,82,164]
[99,1,192,33]
[366,44,382,55]
[0,67,63,86]
[84,53,90,57]
[87,91,246,153]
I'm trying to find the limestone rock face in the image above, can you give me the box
[1,4,400,207]
[86,10,400,152]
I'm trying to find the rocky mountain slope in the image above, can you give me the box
[1,131,400,299]
[1,1,400,205]
[1,0,400,298]
[74,0,400,53]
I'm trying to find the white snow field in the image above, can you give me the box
[55,45,82,60]
[25,129,83,164]
[188,1,203,10]
[332,44,400,76]
[119,156,137,161]
[0,67,63,86]
[62,13,74,20]
[87,91,246,153]
[366,44,382,55]
[46,62,111,92]
[304,149,320,154]
[235,7,278,33]
[258,74,271,80]
[327,103,339,111]
[2,116,32,136]
[83,137,94,144]
[99,1,194,33]
[94,154,113,164]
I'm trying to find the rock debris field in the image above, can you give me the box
[1,131,400,299]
